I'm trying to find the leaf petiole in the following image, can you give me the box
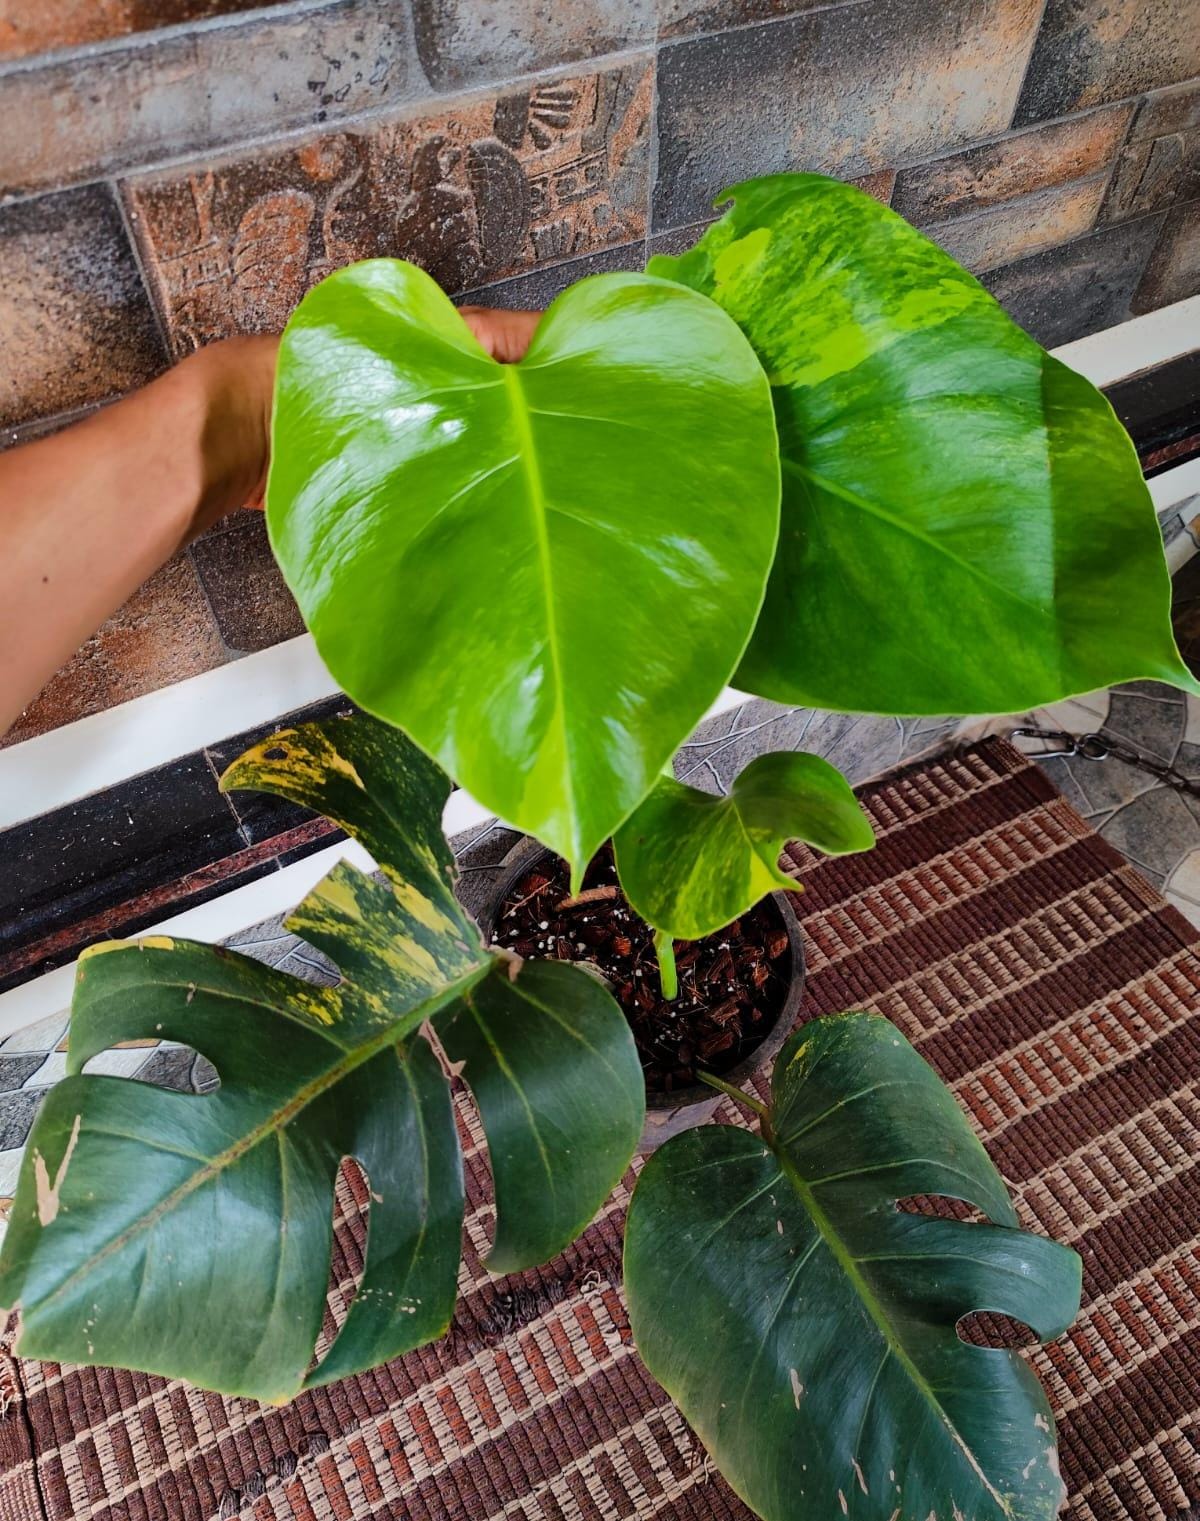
[697,1069,768,1122]
[655,930,679,1001]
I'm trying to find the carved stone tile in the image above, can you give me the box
[124,61,653,353]
[980,213,1165,347]
[458,240,646,311]
[659,0,832,40]
[1,552,227,747]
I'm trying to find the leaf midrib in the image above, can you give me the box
[773,1146,1012,1516]
[28,962,491,1321]
[503,366,579,867]
[784,458,1059,630]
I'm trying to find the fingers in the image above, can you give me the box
[458,306,542,363]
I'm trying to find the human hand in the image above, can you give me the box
[459,305,542,364]
[188,306,542,536]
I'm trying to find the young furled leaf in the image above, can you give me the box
[613,750,874,940]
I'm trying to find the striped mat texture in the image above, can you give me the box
[1,736,1197,1521]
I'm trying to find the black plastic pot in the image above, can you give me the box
[481,835,806,1152]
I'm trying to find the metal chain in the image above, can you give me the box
[1009,726,1200,796]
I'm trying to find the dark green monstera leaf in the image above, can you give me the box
[625,1013,1081,1521]
[268,259,781,886]
[613,750,874,939]
[650,174,1197,715]
[0,715,643,1401]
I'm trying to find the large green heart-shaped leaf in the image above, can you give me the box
[613,750,874,940]
[268,259,781,884]
[625,1013,1081,1521]
[0,715,644,1401]
[650,175,1197,714]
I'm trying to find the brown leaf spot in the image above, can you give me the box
[34,1112,81,1227]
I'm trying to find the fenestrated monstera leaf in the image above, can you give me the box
[0,715,644,1402]
[625,1013,1081,1521]
[650,174,1197,715]
[613,750,874,940]
[268,259,781,886]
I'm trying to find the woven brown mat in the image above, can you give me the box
[1,736,1198,1521]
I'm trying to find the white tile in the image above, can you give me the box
[0,1146,25,1196]
[83,1046,160,1078]
[27,1051,68,1087]
[0,1010,68,1054]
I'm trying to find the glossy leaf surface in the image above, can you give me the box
[0,716,643,1401]
[626,1013,1081,1521]
[613,750,874,939]
[268,259,781,883]
[650,174,1196,714]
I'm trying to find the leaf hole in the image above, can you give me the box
[264,746,288,761]
[307,1156,371,1376]
[955,1311,1039,1350]
[894,1194,985,1223]
[88,1044,220,1094]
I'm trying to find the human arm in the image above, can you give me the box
[0,306,539,736]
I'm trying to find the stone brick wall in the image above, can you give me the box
[2,0,1198,741]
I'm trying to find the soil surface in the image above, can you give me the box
[491,845,793,1093]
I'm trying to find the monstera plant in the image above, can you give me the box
[5,168,1184,1519]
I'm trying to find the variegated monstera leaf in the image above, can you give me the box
[626,1013,1082,1521]
[0,715,643,1402]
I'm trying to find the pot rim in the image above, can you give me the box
[477,834,806,1114]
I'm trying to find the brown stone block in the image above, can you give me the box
[1,553,227,748]
[1134,202,1200,313]
[1134,80,1200,140]
[1102,83,1200,225]
[124,60,653,352]
[926,174,1109,274]
[0,1,422,200]
[892,105,1133,225]
[849,169,896,205]
[413,0,655,90]
[189,511,305,655]
[0,0,291,62]
[0,184,165,430]
[1014,0,1200,126]
[980,213,1165,348]
[653,0,1043,229]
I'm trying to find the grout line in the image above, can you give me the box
[1006,0,1053,136]
[646,19,662,242]
[109,176,173,359]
